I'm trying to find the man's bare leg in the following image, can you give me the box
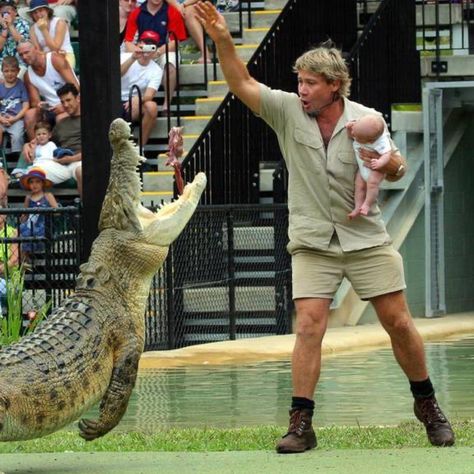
[372,290,455,446]
[276,297,331,453]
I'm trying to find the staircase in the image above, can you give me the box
[140,0,286,206]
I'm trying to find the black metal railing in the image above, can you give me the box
[349,0,421,125]
[0,203,290,350]
[415,0,473,78]
[180,0,422,204]
[0,206,82,316]
[144,203,291,349]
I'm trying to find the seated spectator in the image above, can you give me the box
[0,56,29,158]
[18,82,82,196]
[124,0,187,115]
[17,39,79,140]
[121,30,162,147]
[119,0,136,52]
[0,0,30,77]
[166,0,211,64]
[27,0,75,69]
[18,0,77,26]
[19,166,57,256]
[0,212,19,313]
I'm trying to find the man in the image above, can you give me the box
[124,0,187,115]
[121,30,162,147]
[17,39,79,139]
[23,82,82,196]
[195,2,455,452]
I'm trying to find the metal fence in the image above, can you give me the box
[145,204,292,349]
[0,206,82,318]
[0,204,291,349]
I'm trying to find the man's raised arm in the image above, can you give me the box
[195,1,261,114]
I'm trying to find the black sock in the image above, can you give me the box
[291,397,315,416]
[410,378,435,399]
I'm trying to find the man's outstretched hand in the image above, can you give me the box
[195,1,229,43]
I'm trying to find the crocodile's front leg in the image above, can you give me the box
[78,341,141,441]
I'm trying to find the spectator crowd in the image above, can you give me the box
[0,0,241,294]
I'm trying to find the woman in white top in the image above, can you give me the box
[28,0,74,69]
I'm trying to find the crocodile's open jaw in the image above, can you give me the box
[139,172,207,246]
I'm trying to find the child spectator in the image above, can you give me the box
[19,166,57,256]
[0,55,29,157]
[27,0,75,69]
[345,114,392,219]
[0,0,30,75]
[12,120,56,177]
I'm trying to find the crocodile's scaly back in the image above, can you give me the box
[0,118,206,441]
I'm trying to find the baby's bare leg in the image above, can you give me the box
[360,170,385,215]
[348,171,366,219]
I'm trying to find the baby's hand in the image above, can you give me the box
[345,120,355,134]
[370,158,382,169]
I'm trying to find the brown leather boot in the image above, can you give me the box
[276,408,317,454]
[414,396,455,446]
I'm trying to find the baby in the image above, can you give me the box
[345,114,392,219]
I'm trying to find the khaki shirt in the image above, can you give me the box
[259,84,397,253]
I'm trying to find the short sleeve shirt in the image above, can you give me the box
[120,52,163,101]
[258,84,398,253]
[52,115,81,152]
[124,2,187,47]
[0,79,28,116]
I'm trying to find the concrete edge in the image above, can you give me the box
[138,312,474,369]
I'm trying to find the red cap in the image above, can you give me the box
[139,30,160,46]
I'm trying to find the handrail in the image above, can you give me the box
[180,0,420,204]
[128,84,143,156]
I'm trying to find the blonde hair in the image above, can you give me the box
[293,44,351,97]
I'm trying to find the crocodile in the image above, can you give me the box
[0,118,206,441]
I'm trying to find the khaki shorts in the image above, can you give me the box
[292,236,406,301]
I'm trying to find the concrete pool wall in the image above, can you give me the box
[139,312,474,369]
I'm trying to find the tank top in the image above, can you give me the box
[33,17,73,55]
[28,52,69,106]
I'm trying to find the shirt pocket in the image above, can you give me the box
[293,128,324,171]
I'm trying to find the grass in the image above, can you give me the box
[0,421,473,453]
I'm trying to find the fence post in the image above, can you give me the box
[226,210,236,340]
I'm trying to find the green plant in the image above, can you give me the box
[0,265,51,346]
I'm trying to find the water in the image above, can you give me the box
[81,335,474,431]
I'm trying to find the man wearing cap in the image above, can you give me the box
[18,0,77,26]
[0,0,30,72]
[121,30,163,147]
[17,38,78,140]
[124,0,187,115]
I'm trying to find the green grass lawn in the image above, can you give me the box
[0,421,473,453]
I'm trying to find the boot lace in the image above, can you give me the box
[285,410,309,437]
[418,398,447,424]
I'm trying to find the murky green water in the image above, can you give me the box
[80,335,474,431]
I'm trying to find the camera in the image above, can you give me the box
[2,12,10,18]
[141,44,157,53]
